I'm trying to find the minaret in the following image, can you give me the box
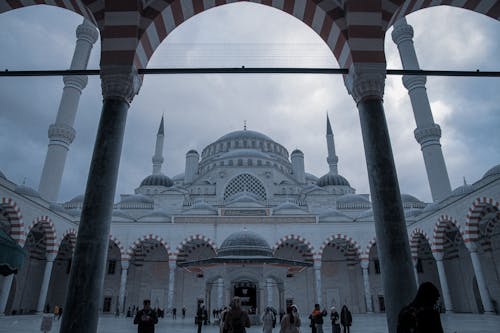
[326,114,339,174]
[152,116,165,175]
[38,18,98,202]
[392,18,452,202]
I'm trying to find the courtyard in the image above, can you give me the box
[1,313,499,333]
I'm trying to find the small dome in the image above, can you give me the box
[216,130,273,143]
[482,164,500,180]
[317,173,350,187]
[140,174,173,187]
[291,149,303,155]
[15,185,42,198]
[218,231,273,257]
[187,149,199,155]
[401,194,426,209]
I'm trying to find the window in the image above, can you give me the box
[416,258,423,273]
[103,297,112,313]
[224,173,267,201]
[108,260,116,275]
[374,259,381,274]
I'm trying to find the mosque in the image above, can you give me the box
[0,3,499,330]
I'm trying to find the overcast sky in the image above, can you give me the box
[0,3,498,204]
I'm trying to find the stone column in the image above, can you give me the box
[36,253,57,313]
[118,260,129,313]
[360,259,373,313]
[313,260,322,305]
[412,257,419,287]
[59,66,141,333]
[345,63,416,333]
[278,285,284,314]
[0,275,14,315]
[216,278,223,308]
[38,19,99,202]
[266,278,273,307]
[466,242,494,313]
[432,252,453,312]
[391,18,451,202]
[167,260,176,310]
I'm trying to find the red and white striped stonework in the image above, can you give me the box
[59,228,77,250]
[27,216,58,255]
[409,228,430,259]
[318,233,361,264]
[272,234,314,263]
[127,234,172,259]
[363,237,377,259]
[432,214,463,254]
[464,197,499,244]
[1,197,25,246]
[176,233,217,253]
[109,234,128,261]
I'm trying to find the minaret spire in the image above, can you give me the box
[152,115,165,175]
[326,113,339,174]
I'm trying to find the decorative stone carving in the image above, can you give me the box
[48,123,76,146]
[402,75,426,91]
[101,66,142,103]
[344,63,386,104]
[63,75,88,90]
[391,18,413,45]
[414,124,441,148]
[76,19,99,45]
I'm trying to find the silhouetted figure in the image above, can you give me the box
[223,296,251,333]
[182,306,186,319]
[330,306,340,333]
[196,303,207,333]
[340,305,351,333]
[280,305,301,333]
[134,299,159,333]
[172,307,177,319]
[397,282,444,333]
[310,304,327,333]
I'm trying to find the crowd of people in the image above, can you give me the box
[131,281,444,333]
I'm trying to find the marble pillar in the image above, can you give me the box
[345,63,416,333]
[467,243,494,313]
[0,275,14,315]
[217,278,224,308]
[360,259,373,313]
[314,260,322,306]
[266,278,273,307]
[167,261,176,310]
[118,261,129,313]
[433,252,453,312]
[59,66,141,333]
[37,253,57,313]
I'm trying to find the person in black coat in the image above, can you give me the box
[397,282,444,333]
[134,299,159,333]
[340,305,352,333]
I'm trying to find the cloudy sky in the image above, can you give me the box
[0,3,498,204]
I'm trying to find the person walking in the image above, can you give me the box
[340,305,352,333]
[196,303,207,333]
[330,307,340,333]
[310,304,327,333]
[223,296,251,333]
[134,299,159,333]
[397,281,444,333]
[262,307,276,333]
[279,305,301,333]
[182,306,186,319]
[172,307,177,319]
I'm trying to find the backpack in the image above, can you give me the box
[231,312,245,333]
[397,305,418,333]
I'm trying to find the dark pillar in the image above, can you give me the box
[59,66,141,333]
[345,63,416,333]
[358,98,416,333]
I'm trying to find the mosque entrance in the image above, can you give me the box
[233,281,257,314]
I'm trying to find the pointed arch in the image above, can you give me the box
[128,234,172,259]
[409,228,431,259]
[432,214,464,254]
[273,234,314,264]
[0,197,25,246]
[0,1,96,24]
[58,228,77,253]
[27,216,57,254]
[175,233,217,265]
[465,197,500,244]
[318,233,361,264]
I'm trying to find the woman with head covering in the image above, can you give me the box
[280,305,301,333]
[397,281,444,333]
[330,306,340,333]
[262,307,276,333]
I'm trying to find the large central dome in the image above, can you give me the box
[216,130,273,143]
[218,231,273,257]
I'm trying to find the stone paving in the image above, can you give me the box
[0,313,499,333]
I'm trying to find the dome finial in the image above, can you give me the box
[244,120,247,131]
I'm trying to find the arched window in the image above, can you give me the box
[224,173,267,201]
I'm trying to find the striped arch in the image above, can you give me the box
[175,234,217,254]
[109,234,127,262]
[409,228,431,259]
[272,234,314,263]
[58,228,77,252]
[482,210,500,252]
[1,197,25,246]
[0,1,96,24]
[432,214,464,253]
[26,216,57,254]
[128,234,172,259]
[465,197,500,244]
[362,237,377,261]
[318,233,362,264]
[175,234,217,265]
[133,0,351,70]
[388,0,500,29]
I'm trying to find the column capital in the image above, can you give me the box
[76,19,99,45]
[360,258,369,270]
[344,63,386,104]
[63,75,88,91]
[169,260,177,270]
[121,260,129,270]
[432,251,444,261]
[101,66,142,104]
[48,123,76,147]
[46,252,57,262]
[465,241,479,253]
[414,124,441,147]
[313,259,321,269]
[391,18,413,45]
[402,75,426,91]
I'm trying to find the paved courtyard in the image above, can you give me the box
[0,313,499,333]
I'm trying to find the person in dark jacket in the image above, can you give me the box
[134,299,159,333]
[310,304,327,333]
[330,306,341,333]
[223,296,251,333]
[397,281,444,333]
[340,305,352,333]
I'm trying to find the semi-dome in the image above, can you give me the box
[317,173,350,187]
[218,231,273,257]
[216,130,273,143]
[482,164,500,180]
[15,185,42,199]
[140,173,173,187]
